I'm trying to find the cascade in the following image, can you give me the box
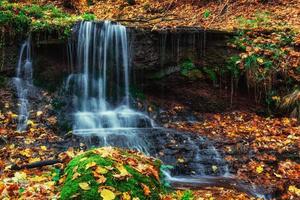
[13,38,33,131]
[66,21,154,152]
[65,20,230,177]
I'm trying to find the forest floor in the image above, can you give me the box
[0,82,299,199]
[38,0,300,32]
[0,0,299,199]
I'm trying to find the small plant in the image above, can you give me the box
[181,190,194,200]
[180,59,195,76]
[180,59,203,80]
[82,13,96,21]
[203,9,211,19]
[236,12,270,29]
[203,67,217,85]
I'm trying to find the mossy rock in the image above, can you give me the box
[60,147,165,200]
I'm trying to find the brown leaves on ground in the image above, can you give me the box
[169,111,300,199]
[16,0,300,32]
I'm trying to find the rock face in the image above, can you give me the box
[0,26,234,90]
[75,129,229,177]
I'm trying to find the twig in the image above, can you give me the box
[11,159,62,170]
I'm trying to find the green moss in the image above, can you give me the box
[61,148,166,200]
[0,1,96,38]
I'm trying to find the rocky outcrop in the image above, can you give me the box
[0,25,235,91]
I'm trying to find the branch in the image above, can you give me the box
[11,159,62,170]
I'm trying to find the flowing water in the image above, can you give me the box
[66,21,154,152]
[65,21,231,177]
[13,38,33,131]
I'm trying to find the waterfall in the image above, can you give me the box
[13,38,33,131]
[66,20,231,178]
[66,21,154,151]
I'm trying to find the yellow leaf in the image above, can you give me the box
[27,120,35,127]
[79,182,90,190]
[40,146,47,151]
[121,192,131,200]
[29,157,41,163]
[256,165,264,174]
[72,172,81,180]
[257,57,264,64]
[36,111,43,117]
[29,176,48,182]
[14,171,27,181]
[114,164,130,178]
[274,173,282,178]
[289,185,300,196]
[177,158,185,163]
[95,166,108,174]
[11,113,18,119]
[20,148,31,157]
[100,189,116,200]
[86,162,97,169]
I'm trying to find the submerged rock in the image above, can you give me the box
[60,147,166,200]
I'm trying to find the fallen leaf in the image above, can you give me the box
[72,172,81,180]
[289,185,300,196]
[113,164,130,179]
[141,183,151,196]
[256,165,264,174]
[85,162,97,169]
[79,182,90,190]
[121,192,131,200]
[100,189,116,200]
[95,166,108,174]
[40,145,47,151]
[36,111,43,117]
[95,175,106,184]
[14,171,27,181]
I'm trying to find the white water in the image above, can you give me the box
[13,38,33,131]
[66,21,154,151]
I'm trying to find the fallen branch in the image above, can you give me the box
[11,159,62,170]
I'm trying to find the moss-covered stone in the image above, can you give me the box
[60,147,165,200]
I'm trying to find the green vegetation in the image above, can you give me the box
[180,59,203,80]
[60,148,165,200]
[203,9,211,19]
[236,12,271,29]
[227,30,297,101]
[0,0,95,38]
[181,190,194,200]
